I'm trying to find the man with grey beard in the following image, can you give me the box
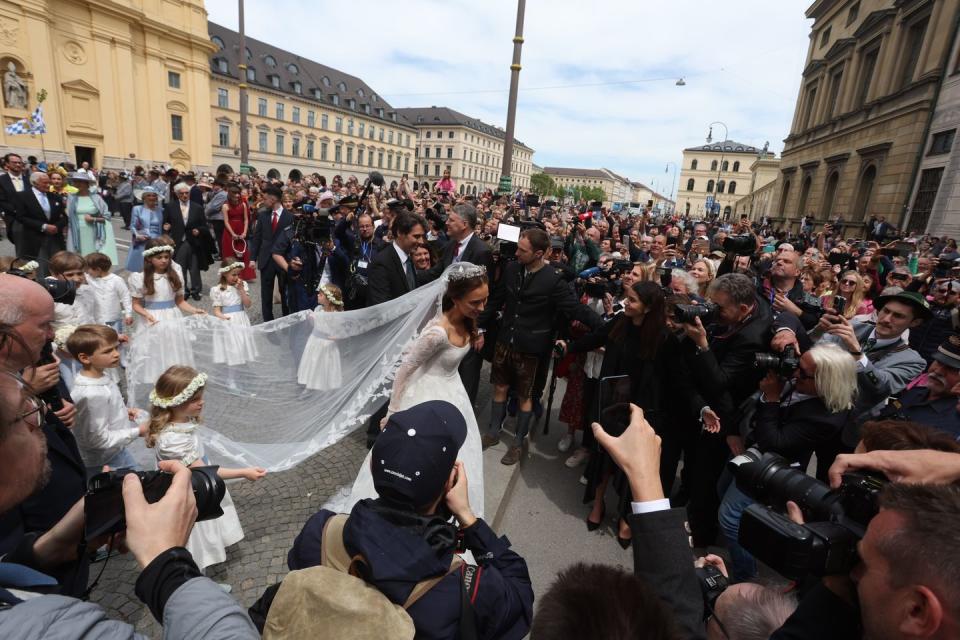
[875,334,960,438]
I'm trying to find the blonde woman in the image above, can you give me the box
[821,270,870,319]
[688,258,716,297]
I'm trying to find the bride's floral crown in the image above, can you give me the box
[150,372,208,408]
[143,245,175,258]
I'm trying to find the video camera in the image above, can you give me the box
[84,467,226,541]
[754,345,800,377]
[730,448,884,579]
[292,206,332,245]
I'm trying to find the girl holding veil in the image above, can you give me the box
[327,262,489,516]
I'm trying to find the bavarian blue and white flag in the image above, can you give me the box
[5,106,45,135]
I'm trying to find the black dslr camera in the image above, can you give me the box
[673,302,718,324]
[696,564,729,620]
[754,345,800,377]
[723,234,757,256]
[656,266,672,288]
[84,467,226,541]
[730,448,885,579]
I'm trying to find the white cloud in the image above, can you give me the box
[205,0,812,194]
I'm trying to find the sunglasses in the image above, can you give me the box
[888,273,910,280]
[840,279,858,286]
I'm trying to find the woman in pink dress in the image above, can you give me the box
[220,186,256,281]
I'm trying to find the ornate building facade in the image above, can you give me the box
[772,0,960,231]
[676,140,771,218]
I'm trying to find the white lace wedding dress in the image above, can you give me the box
[326,321,484,517]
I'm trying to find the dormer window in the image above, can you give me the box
[287,63,299,74]
[364,104,371,114]
[215,58,228,73]
[332,94,340,106]
[377,108,384,118]
[348,98,356,109]
[313,88,323,100]
[322,76,331,87]
[264,55,277,67]
[270,75,280,88]
[246,67,256,82]
[292,81,302,94]
[337,81,347,91]
[211,35,225,50]
[357,88,365,97]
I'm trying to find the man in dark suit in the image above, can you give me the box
[419,203,493,404]
[678,273,775,547]
[478,228,602,465]
[335,208,380,310]
[0,152,30,243]
[366,211,428,306]
[163,181,209,300]
[249,185,293,321]
[364,211,428,447]
[11,173,66,279]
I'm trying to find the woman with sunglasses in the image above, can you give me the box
[821,270,871,319]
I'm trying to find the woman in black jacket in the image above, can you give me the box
[560,281,707,548]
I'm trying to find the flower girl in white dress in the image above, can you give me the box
[327,263,489,516]
[210,259,258,366]
[298,283,344,391]
[127,238,206,383]
[146,366,267,571]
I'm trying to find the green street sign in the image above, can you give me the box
[240,163,255,175]
[498,175,513,195]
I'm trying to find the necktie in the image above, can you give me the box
[405,257,416,290]
[36,191,50,219]
[271,211,279,233]
[863,337,878,354]
[453,241,462,260]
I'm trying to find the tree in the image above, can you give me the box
[530,172,556,197]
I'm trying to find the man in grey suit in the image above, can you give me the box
[814,290,928,444]
[204,178,229,257]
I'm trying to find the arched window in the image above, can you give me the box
[822,171,840,219]
[722,160,729,172]
[724,206,732,217]
[211,36,225,50]
[691,159,698,170]
[733,161,740,172]
[797,175,813,218]
[264,55,277,68]
[707,179,715,193]
[778,179,792,214]
[215,163,234,175]
[717,180,725,194]
[853,165,877,221]
[710,160,718,171]
[287,63,299,74]
[686,178,695,191]
[267,168,281,180]
[728,181,737,195]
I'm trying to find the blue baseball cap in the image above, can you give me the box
[371,400,466,509]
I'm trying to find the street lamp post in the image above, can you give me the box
[237,0,249,170]
[665,162,678,213]
[499,0,526,196]
[706,121,728,220]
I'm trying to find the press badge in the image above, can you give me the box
[357,260,369,269]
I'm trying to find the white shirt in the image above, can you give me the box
[71,372,140,468]
[8,172,24,192]
[179,199,189,222]
[32,187,50,218]
[393,242,412,268]
[452,232,474,263]
[87,272,133,323]
[52,281,96,329]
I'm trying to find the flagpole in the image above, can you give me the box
[35,89,47,164]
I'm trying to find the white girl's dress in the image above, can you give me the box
[326,322,484,517]
[154,421,244,571]
[127,271,194,383]
[297,309,343,391]
[210,282,258,365]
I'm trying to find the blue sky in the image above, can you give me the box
[205,0,813,196]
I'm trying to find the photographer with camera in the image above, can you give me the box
[679,273,774,545]
[335,208,380,310]
[531,404,797,640]
[718,343,858,582]
[908,279,960,364]
[272,205,348,313]
[0,279,258,638]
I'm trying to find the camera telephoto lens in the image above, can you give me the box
[730,449,841,521]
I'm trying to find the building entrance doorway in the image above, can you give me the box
[74,146,96,168]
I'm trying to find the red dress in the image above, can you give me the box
[221,201,256,281]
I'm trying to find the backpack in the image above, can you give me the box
[263,514,475,640]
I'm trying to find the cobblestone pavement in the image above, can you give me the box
[1,219,492,637]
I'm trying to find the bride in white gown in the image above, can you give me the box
[326,262,490,516]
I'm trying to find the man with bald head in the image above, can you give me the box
[0,273,89,595]
[761,249,822,330]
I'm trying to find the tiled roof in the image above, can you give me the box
[208,22,413,129]
[396,106,531,150]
